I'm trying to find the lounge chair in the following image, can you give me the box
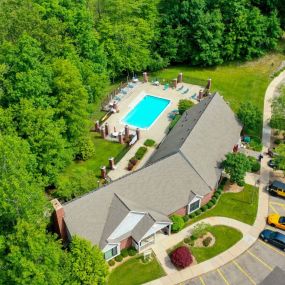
[163,83,169,90]
[182,88,189,94]
[176,85,184,91]
[128,83,134,88]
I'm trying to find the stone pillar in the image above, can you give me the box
[136,128,141,140]
[207,78,212,90]
[124,125,129,141]
[95,120,100,132]
[109,157,115,170]
[105,123,109,136]
[143,72,148,83]
[198,89,203,100]
[118,132,124,144]
[100,127,106,139]
[101,166,106,179]
[172,78,178,88]
[177,72,183,83]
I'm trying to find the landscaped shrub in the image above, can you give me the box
[171,215,185,233]
[129,157,138,165]
[202,236,212,247]
[144,139,156,147]
[249,137,263,151]
[189,213,196,219]
[274,138,281,145]
[216,189,222,195]
[201,205,208,212]
[121,249,128,258]
[135,146,147,160]
[170,246,193,268]
[191,222,210,240]
[248,156,261,173]
[183,215,189,222]
[207,201,214,208]
[108,259,115,266]
[214,192,220,199]
[195,209,202,216]
[211,197,217,204]
[184,237,191,244]
[115,255,123,262]
[128,247,137,256]
[127,162,134,171]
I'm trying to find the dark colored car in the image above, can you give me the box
[268,160,277,168]
[259,229,285,251]
[268,180,285,198]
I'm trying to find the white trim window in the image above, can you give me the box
[104,245,119,260]
[188,197,201,214]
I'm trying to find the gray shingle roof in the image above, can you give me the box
[63,93,241,248]
[132,214,155,242]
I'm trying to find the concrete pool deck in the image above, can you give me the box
[106,81,202,180]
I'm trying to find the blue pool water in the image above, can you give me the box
[123,95,170,129]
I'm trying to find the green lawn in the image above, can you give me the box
[190,225,243,263]
[108,255,165,285]
[188,184,259,226]
[55,132,125,200]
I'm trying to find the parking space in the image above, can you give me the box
[182,196,285,285]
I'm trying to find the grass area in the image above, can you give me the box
[190,225,243,263]
[108,255,165,285]
[56,133,124,196]
[188,184,259,226]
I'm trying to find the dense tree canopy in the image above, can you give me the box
[270,86,285,130]
[0,0,284,283]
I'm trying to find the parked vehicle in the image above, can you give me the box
[259,229,285,251]
[267,214,285,230]
[268,159,277,168]
[267,180,285,198]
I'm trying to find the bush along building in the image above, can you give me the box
[52,93,242,261]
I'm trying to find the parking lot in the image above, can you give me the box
[182,194,285,285]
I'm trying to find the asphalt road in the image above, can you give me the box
[182,194,285,285]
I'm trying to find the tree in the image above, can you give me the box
[222,153,252,186]
[275,143,285,172]
[178,99,194,115]
[67,236,109,285]
[237,102,262,134]
[270,87,285,130]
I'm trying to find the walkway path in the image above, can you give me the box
[145,70,285,285]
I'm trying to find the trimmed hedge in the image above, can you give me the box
[201,205,208,212]
[207,201,214,208]
[128,247,137,256]
[189,213,196,219]
[135,146,148,160]
[183,215,189,222]
[211,197,217,204]
[171,246,193,268]
[202,236,212,247]
[144,139,156,147]
[115,255,123,262]
[108,259,115,266]
[171,215,185,232]
[121,249,128,257]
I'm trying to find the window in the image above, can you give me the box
[104,246,118,260]
[188,198,201,214]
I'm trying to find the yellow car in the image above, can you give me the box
[267,214,285,230]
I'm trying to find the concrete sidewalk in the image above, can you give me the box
[144,70,285,285]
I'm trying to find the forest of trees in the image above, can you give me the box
[0,0,284,284]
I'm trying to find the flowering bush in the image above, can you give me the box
[170,246,193,268]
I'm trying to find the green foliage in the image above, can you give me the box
[201,205,209,212]
[222,153,252,186]
[178,99,194,115]
[127,247,137,257]
[189,213,196,219]
[237,102,262,134]
[183,215,190,222]
[108,259,115,266]
[207,201,214,208]
[170,215,185,232]
[202,236,212,247]
[274,143,285,171]
[144,139,156,147]
[248,156,261,172]
[270,86,285,130]
[77,135,96,161]
[211,198,217,204]
[249,137,263,151]
[169,114,181,131]
[68,236,109,285]
[191,222,210,240]
[121,249,128,258]
[195,209,202,216]
[135,146,148,160]
[115,255,123,262]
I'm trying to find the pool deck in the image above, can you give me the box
[106,81,202,181]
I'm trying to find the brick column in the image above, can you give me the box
[95,120,100,132]
[177,73,183,83]
[105,123,109,136]
[136,128,141,140]
[207,78,212,90]
[198,90,203,100]
[100,127,106,139]
[124,125,129,141]
[51,199,67,241]
[101,166,106,179]
[118,132,124,144]
[113,102,118,112]
[143,72,148,83]
[109,157,115,170]
[172,78,177,88]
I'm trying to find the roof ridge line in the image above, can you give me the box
[178,150,212,191]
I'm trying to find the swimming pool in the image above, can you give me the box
[123,95,170,129]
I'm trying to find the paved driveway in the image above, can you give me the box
[182,195,285,285]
